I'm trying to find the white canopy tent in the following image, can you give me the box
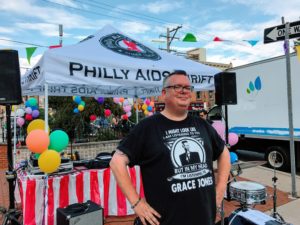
[21,25,220,98]
[21,25,220,126]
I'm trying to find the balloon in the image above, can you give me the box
[123,105,131,113]
[31,106,38,111]
[73,108,79,114]
[145,99,151,106]
[228,133,239,146]
[230,152,238,164]
[104,109,111,117]
[122,114,128,120]
[25,114,33,121]
[142,104,147,111]
[147,106,153,111]
[78,105,84,111]
[148,112,153,116]
[144,110,149,115]
[27,119,47,134]
[123,99,130,106]
[150,101,155,107]
[79,101,86,107]
[73,96,81,104]
[48,130,69,152]
[28,98,38,107]
[26,129,49,153]
[38,150,61,173]
[25,100,31,107]
[25,107,32,114]
[113,97,120,104]
[119,97,124,103]
[90,114,97,121]
[16,117,25,127]
[34,153,40,159]
[32,110,40,118]
[16,109,25,117]
[212,121,225,140]
[126,111,132,117]
[96,97,104,104]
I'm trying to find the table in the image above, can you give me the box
[17,166,143,225]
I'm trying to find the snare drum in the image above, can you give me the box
[229,181,266,205]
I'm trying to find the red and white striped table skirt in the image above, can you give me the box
[17,166,144,225]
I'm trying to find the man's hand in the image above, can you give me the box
[133,198,161,225]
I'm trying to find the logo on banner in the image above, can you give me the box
[100,33,161,61]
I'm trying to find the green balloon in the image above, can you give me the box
[48,130,69,152]
[34,153,41,159]
[28,98,38,107]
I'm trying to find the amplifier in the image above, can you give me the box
[57,200,103,225]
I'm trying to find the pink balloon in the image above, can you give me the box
[17,117,25,127]
[144,99,151,106]
[126,111,132,117]
[25,107,32,114]
[123,105,131,113]
[212,121,225,139]
[113,97,120,104]
[228,133,239,146]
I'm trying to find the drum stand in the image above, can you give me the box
[270,166,286,223]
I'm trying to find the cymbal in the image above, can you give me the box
[231,160,267,172]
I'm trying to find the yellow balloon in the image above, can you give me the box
[142,104,147,111]
[12,106,16,112]
[78,105,84,111]
[38,150,61,173]
[27,119,50,134]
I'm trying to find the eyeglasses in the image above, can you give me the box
[164,85,194,92]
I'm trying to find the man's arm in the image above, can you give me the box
[215,147,231,207]
[110,150,161,225]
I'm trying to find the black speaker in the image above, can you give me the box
[214,72,237,105]
[57,200,103,225]
[0,50,22,105]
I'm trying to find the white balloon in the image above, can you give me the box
[16,109,25,117]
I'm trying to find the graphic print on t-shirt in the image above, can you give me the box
[163,126,213,193]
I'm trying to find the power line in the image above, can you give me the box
[41,0,177,28]
[0,38,48,48]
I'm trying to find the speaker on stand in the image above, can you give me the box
[214,72,237,225]
[0,50,23,212]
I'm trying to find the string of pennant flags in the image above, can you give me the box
[4,32,300,65]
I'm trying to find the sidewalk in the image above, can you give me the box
[239,165,300,225]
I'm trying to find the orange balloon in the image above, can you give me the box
[119,97,124,103]
[26,129,50,154]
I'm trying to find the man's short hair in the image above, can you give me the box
[200,109,208,115]
[163,70,188,88]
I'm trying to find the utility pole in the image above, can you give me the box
[160,25,182,52]
[59,24,63,46]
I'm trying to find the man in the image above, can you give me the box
[110,70,231,225]
[200,109,208,120]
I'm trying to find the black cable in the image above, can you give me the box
[0,38,48,48]
[41,0,174,28]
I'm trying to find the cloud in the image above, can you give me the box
[221,0,300,21]
[141,1,183,14]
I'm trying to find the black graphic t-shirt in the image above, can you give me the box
[118,113,225,225]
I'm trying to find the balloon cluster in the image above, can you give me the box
[25,119,69,174]
[15,98,40,127]
[211,121,239,146]
[73,96,85,113]
[140,99,155,117]
[94,96,105,104]
[113,97,133,120]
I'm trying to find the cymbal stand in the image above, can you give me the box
[270,166,286,223]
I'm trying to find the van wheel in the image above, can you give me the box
[265,146,290,171]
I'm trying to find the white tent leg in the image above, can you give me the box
[13,107,17,168]
[44,83,49,133]
[135,98,139,124]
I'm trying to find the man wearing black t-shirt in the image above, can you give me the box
[110,70,231,225]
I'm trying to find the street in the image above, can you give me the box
[236,149,300,176]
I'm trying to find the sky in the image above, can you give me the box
[0,0,300,74]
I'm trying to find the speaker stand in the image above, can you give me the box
[5,104,17,210]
